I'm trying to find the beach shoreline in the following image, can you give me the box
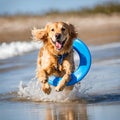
[0,14,120,45]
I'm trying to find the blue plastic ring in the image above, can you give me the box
[48,38,92,86]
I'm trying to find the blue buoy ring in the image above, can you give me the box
[48,38,91,86]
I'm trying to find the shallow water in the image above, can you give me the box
[0,41,120,120]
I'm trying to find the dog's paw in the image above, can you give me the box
[42,83,51,95]
[40,78,47,83]
[55,85,65,92]
[42,87,51,94]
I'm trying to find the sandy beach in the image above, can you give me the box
[0,14,120,45]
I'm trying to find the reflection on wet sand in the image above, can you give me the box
[45,103,87,120]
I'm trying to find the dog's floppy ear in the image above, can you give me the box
[32,28,48,42]
[68,23,78,39]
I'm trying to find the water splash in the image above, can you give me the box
[18,77,82,102]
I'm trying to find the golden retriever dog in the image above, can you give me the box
[32,22,77,94]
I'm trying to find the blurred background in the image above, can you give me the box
[0,1,120,120]
[0,0,120,44]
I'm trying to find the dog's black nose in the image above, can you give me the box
[55,33,61,39]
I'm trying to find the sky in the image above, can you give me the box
[0,0,119,15]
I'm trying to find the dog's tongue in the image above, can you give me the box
[55,41,62,50]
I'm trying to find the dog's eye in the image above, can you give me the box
[61,27,65,32]
[51,28,54,31]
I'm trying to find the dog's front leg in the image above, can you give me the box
[37,69,51,94]
[42,82,51,95]
[55,60,72,92]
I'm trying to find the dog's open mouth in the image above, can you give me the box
[52,38,67,50]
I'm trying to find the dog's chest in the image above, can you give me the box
[40,50,50,68]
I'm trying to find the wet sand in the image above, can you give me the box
[0,14,120,45]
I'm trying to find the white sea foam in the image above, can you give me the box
[0,41,42,60]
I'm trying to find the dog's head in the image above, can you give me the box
[32,22,77,52]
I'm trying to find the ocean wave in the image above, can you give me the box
[0,41,120,60]
[90,42,120,51]
[0,41,42,60]
[93,58,120,66]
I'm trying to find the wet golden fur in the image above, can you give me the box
[32,22,77,94]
